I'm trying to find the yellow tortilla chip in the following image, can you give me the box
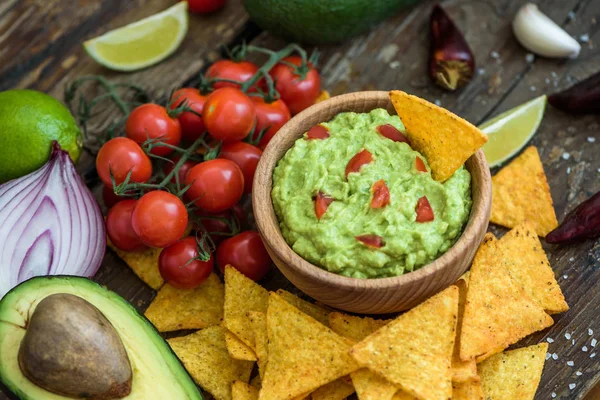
[490,146,558,236]
[498,221,568,314]
[460,234,554,361]
[452,380,484,400]
[315,90,330,104]
[248,311,268,378]
[224,265,269,350]
[250,374,262,390]
[478,343,548,400]
[350,286,458,400]
[329,312,390,342]
[260,293,360,399]
[232,381,259,400]
[108,242,163,290]
[311,376,355,400]
[389,90,487,182]
[144,274,224,332]
[168,326,254,400]
[391,391,418,400]
[452,279,479,383]
[351,369,398,400]
[276,289,331,326]
[226,330,258,361]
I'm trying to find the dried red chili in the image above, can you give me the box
[546,190,600,244]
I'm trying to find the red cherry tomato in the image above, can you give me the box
[169,88,206,142]
[186,159,244,213]
[415,196,434,223]
[163,156,197,185]
[186,0,226,14]
[196,203,245,245]
[376,124,410,144]
[203,88,256,143]
[106,200,146,252]
[131,191,189,248]
[315,192,334,220]
[269,56,321,114]
[355,234,385,248]
[125,104,181,156]
[370,180,390,209]
[206,60,259,90]
[159,237,213,289]
[415,157,427,172]
[96,137,152,188]
[218,142,262,193]
[216,231,271,281]
[345,149,373,178]
[306,125,330,140]
[251,97,291,149]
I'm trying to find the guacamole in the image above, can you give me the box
[272,108,472,278]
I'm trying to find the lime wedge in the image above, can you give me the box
[84,2,188,71]
[479,95,547,167]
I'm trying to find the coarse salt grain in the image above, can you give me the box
[562,152,571,160]
[591,353,596,358]
[389,61,401,69]
[491,51,499,59]
[598,168,600,174]
[525,53,535,63]
[530,86,536,91]
[570,383,577,390]
[434,99,442,106]
[552,393,557,398]
[566,333,572,340]
[564,275,569,279]
[592,339,597,347]
[552,353,559,360]
[567,167,572,174]
[546,353,551,360]
[581,34,590,42]
[551,71,558,78]
[583,346,588,352]
[568,11,575,20]
[477,68,485,75]
[573,339,576,346]
[567,361,574,366]
[547,337,555,343]
[589,329,593,336]
[569,257,575,262]
[588,137,596,143]
[576,371,583,376]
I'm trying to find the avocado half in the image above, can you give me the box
[0,276,203,400]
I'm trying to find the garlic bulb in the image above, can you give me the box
[513,3,581,59]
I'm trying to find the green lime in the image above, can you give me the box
[0,89,82,183]
[479,95,547,168]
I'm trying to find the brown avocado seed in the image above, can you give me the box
[18,293,132,399]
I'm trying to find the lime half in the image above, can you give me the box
[479,95,547,167]
[84,2,188,72]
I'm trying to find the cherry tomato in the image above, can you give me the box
[355,234,385,248]
[415,156,427,173]
[217,231,271,281]
[96,137,152,187]
[345,149,373,178]
[125,103,181,156]
[186,159,244,213]
[269,56,321,115]
[377,124,409,144]
[106,200,147,252]
[218,142,262,193]
[131,191,189,248]
[159,237,213,289]
[416,196,434,223]
[186,0,226,14]
[163,157,197,185]
[196,203,245,245]
[251,97,291,149]
[203,88,256,143]
[315,192,334,220]
[371,180,390,209]
[306,125,330,140]
[169,88,206,142]
[206,60,259,90]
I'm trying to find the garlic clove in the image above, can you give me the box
[513,3,581,59]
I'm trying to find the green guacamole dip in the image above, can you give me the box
[272,108,472,279]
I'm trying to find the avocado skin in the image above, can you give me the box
[244,0,420,44]
[0,276,203,400]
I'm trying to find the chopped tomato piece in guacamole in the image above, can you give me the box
[415,156,427,172]
[315,192,334,220]
[355,234,385,248]
[306,125,330,140]
[370,180,390,209]
[416,196,434,222]
[377,123,409,144]
[345,149,373,178]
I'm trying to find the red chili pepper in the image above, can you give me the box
[546,190,600,244]
[314,192,334,220]
[548,71,600,114]
[306,124,330,140]
[345,149,373,178]
[377,124,410,144]
[430,4,475,91]
[371,180,390,209]
[415,157,427,172]
[416,196,434,222]
[355,234,385,248]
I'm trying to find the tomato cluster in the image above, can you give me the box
[98,49,322,289]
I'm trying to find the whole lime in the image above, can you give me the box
[0,90,82,183]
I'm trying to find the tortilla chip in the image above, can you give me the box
[478,343,548,400]
[232,381,259,400]
[498,222,568,314]
[224,265,269,350]
[108,243,163,290]
[329,312,390,342]
[389,90,487,182]
[460,234,554,361]
[144,274,224,332]
[226,330,258,361]
[248,311,268,378]
[250,374,262,390]
[168,326,254,400]
[350,286,458,400]
[260,293,360,399]
[311,376,355,400]
[452,380,484,400]
[276,289,331,326]
[490,146,558,237]
[351,369,398,400]
[391,391,418,400]
[315,90,330,104]
[452,279,479,383]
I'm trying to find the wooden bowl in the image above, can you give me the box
[253,91,491,314]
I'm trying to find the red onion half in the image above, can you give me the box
[0,142,105,298]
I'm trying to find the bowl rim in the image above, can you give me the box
[253,90,491,291]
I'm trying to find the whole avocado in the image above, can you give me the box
[244,0,420,44]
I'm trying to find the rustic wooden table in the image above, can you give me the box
[1,0,599,399]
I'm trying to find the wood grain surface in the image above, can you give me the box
[0,0,598,399]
